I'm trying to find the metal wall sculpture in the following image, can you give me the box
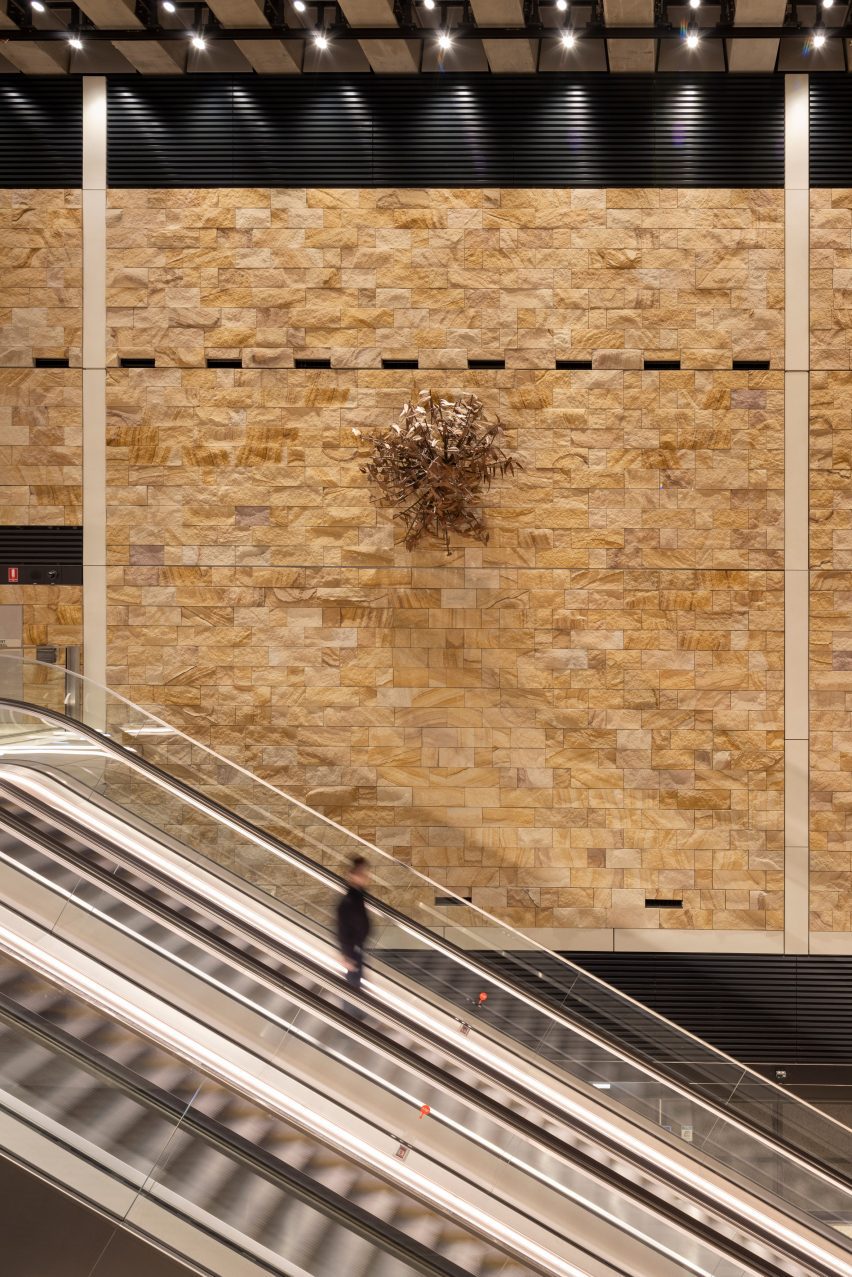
[354,389,519,553]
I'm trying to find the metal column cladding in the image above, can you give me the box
[105,73,785,190]
[0,79,82,188]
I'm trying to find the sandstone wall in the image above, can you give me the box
[810,191,852,933]
[0,191,82,367]
[105,361,784,933]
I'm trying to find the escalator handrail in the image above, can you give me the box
[1,786,833,1277]
[0,983,482,1277]
[1,689,849,1155]
[0,674,827,1115]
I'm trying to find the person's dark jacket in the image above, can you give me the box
[336,885,370,962]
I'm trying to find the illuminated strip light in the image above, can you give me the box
[0,845,736,1277]
[0,921,598,1277]
[6,763,852,1226]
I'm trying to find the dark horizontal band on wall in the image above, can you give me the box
[0,79,82,189]
[810,78,852,186]
[107,73,784,189]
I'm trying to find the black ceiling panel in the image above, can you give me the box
[371,76,511,187]
[511,77,655,188]
[810,77,852,187]
[108,77,234,188]
[107,73,784,189]
[653,75,785,187]
[232,77,372,186]
[0,78,82,188]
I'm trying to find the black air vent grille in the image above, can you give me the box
[0,527,83,565]
[0,80,82,188]
[0,526,83,586]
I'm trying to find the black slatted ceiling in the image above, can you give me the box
[106,74,784,190]
[371,77,511,187]
[108,77,234,188]
[511,77,655,188]
[233,78,372,187]
[653,76,784,188]
[810,77,852,187]
[0,78,82,188]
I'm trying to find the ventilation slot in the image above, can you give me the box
[33,357,70,369]
[435,896,473,907]
[119,357,156,368]
[733,359,770,370]
[0,525,83,586]
[556,359,593,370]
[382,358,419,370]
[295,357,332,369]
[645,898,684,909]
[467,358,505,370]
[206,357,243,369]
[644,359,681,371]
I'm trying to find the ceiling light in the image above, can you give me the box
[191,31,206,47]
[68,33,83,48]
[423,0,436,7]
[162,0,176,10]
[689,0,700,8]
[437,30,452,48]
[30,1,45,11]
[823,0,835,7]
[293,0,306,9]
[560,28,575,47]
[813,27,826,45]
[314,29,328,47]
[685,28,699,47]
[556,0,568,9]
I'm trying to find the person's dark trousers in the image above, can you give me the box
[344,947,364,994]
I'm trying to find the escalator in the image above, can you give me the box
[0,959,531,1277]
[0,660,850,1277]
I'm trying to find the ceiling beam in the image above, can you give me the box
[0,20,825,36]
[0,29,67,68]
[111,36,185,68]
[337,0,420,73]
[469,0,537,72]
[603,0,655,71]
[727,0,787,72]
[206,0,303,70]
